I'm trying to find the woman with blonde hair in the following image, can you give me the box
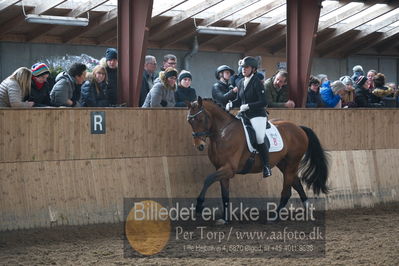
[81,65,110,107]
[0,67,34,107]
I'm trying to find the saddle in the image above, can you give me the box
[237,113,284,153]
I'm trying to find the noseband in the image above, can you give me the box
[187,108,213,138]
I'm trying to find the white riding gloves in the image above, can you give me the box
[240,104,249,112]
[225,101,233,111]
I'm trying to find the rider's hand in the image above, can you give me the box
[240,104,249,112]
[225,101,233,111]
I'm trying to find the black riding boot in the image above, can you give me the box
[257,142,272,178]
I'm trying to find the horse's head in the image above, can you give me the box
[186,96,212,151]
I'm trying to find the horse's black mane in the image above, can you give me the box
[201,98,237,119]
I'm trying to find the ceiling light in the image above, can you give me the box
[196,26,246,36]
[25,14,89,26]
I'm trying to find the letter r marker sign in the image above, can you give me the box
[91,111,106,134]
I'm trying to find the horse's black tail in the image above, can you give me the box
[299,126,330,195]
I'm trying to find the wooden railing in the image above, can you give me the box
[0,108,398,230]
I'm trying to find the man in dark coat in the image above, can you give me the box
[104,48,118,105]
[139,55,157,107]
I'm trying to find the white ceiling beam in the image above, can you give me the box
[0,0,21,12]
[317,2,399,50]
[32,0,67,15]
[150,0,223,39]
[152,0,188,18]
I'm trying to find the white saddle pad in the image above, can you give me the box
[240,120,284,153]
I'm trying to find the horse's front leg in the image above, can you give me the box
[196,167,234,215]
[219,178,230,224]
[196,171,220,213]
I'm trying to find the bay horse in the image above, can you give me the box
[187,97,329,222]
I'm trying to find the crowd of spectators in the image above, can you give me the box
[1,51,398,109]
[306,65,397,108]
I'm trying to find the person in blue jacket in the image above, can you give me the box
[320,80,342,108]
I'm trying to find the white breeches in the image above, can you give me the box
[250,116,267,144]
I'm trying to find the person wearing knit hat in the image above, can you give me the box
[339,76,356,108]
[142,67,178,108]
[355,75,368,87]
[105,48,117,61]
[306,76,323,108]
[355,76,381,107]
[340,75,353,86]
[331,80,346,94]
[175,70,197,107]
[28,63,52,107]
[31,63,50,77]
[104,48,118,105]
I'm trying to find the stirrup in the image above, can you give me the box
[263,166,272,178]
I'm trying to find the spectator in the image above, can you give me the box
[351,65,364,82]
[264,70,295,108]
[29,63,52,107]
[230,59,244,87]
[212,65,237,106]
[316,74,328,85]
[142,67,178,107]
[161,54,177,71]
[50,63,87,107]
[354,75,382,108]
[320,80,343,108]
[175,70,197,107]
[331,80,346,108]
[103,48,118,105]
[372,73,393,99]
[139,55,157,107]
[0,67,34,107]
[80,65,110,107]
[306,76,323,108]
[366,69,377,90]
[256,72,265,83]
[386,82,397,97]
[339,75,356,108]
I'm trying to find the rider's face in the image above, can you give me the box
[242,66,253,77]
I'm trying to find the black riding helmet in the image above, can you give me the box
[215,65,235,80]
[240,56,258,69]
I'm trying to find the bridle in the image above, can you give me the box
[187,107,212,139]
[187,106,236,141]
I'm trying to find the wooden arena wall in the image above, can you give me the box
[0,108,398,230]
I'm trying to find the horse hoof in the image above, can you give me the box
[215,219,227,225]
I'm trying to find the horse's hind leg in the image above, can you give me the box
[292,177,309,208]
[276,161,299,213]
[277,180,292,213]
